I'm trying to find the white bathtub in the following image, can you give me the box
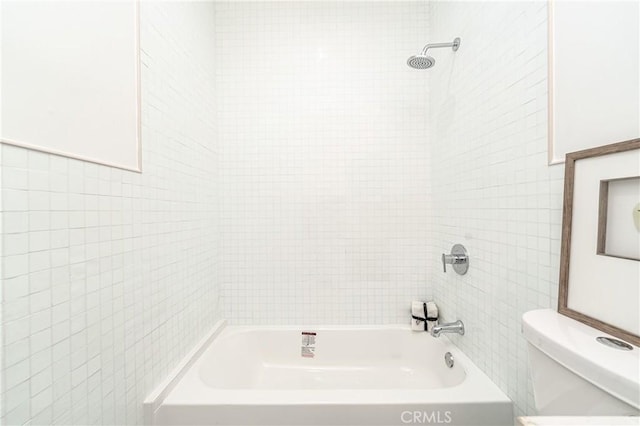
[145,322,513,426]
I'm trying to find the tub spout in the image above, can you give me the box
[431,320,465,338]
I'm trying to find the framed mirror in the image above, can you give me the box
[558,138,640,346]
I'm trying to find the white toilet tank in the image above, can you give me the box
[522,309,640,416]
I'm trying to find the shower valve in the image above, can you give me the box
[441,244,469,275]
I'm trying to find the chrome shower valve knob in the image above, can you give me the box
[441,244,469,275]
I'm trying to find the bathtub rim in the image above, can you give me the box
[143,319,228,424]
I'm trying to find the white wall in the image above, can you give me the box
[216,1,433,325]
[5,1,632,422]
[1,0,140,171]
[0,2,220,424]
[428,1,560,416]
[549,0,640,163]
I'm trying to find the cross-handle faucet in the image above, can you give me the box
[430,320,465,338]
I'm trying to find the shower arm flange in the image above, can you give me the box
[420,37,461,55]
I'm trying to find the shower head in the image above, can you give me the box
[407,54,435,69]
[408,37,460,70]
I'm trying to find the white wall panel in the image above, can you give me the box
[549,0,640,163]
[1,1,140,171]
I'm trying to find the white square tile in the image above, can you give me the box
[1,1,560,422]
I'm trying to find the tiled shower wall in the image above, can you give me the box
[217,1,433,324]
[0,2,220,424]
[428,1,564,416]
[1,0,575,422]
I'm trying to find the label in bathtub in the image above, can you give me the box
[301,331,316,358]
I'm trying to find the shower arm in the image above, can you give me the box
[420,38,461,55]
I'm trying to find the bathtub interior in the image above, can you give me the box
[198,327,467,389]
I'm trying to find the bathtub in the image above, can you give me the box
[145,322,513,426]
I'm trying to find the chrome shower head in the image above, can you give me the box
[407,54,435,69]
[407,37,460,70]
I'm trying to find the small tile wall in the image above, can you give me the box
[428,0,565,416]
[0,2,220,424]
[1,1,572,422]
[216,1,433,325]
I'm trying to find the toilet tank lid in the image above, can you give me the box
[522,309,640,410]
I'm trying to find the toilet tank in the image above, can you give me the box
[522,309,640,416]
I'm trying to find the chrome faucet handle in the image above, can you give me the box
[442,253,458,272]
[441,244,469,275]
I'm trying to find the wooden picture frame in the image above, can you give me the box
[558,138,640,346]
